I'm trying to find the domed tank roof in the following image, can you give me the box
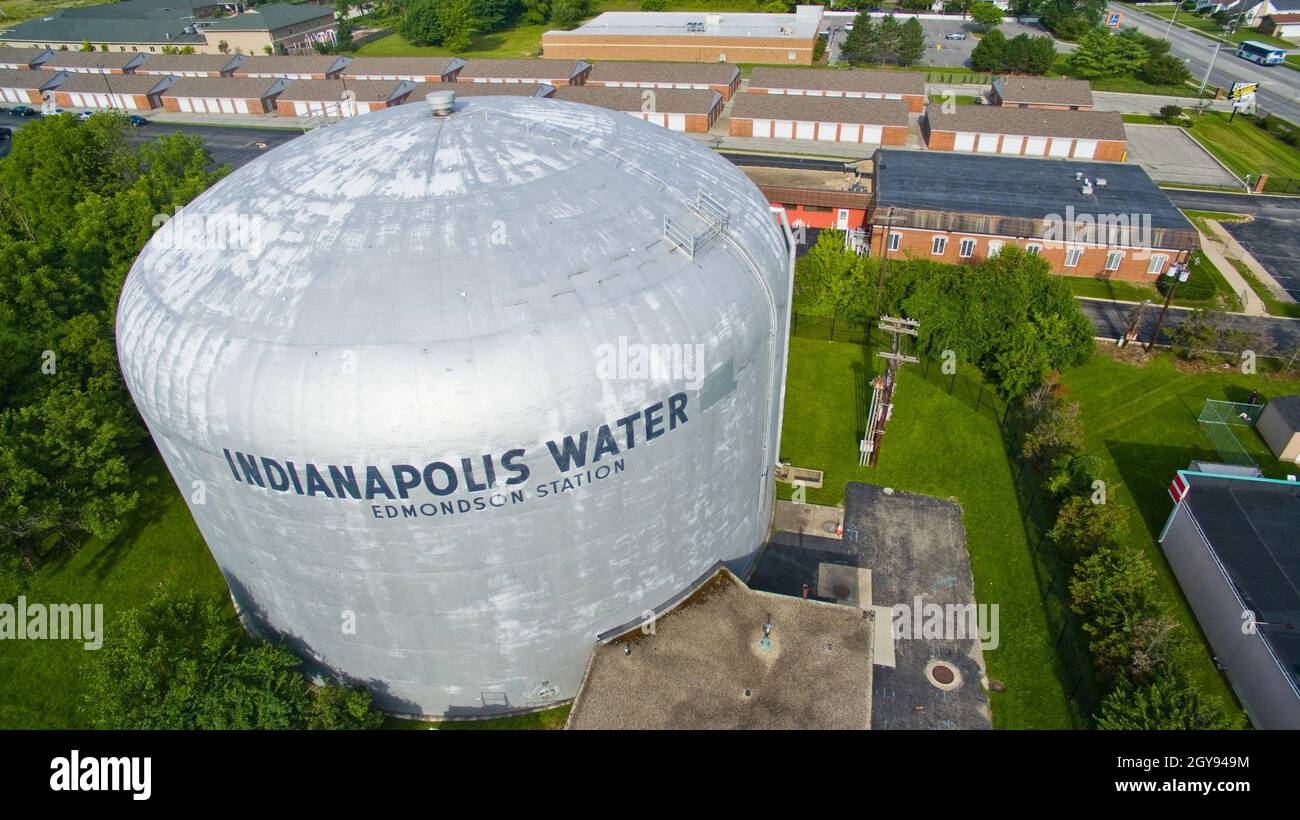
[120,94,788,349]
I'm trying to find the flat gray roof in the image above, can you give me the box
[873,148,1195,232]
[556,7,823,39]
[731,92,908,126]
[566,565,873,730]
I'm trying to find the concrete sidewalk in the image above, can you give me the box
[1204,218,1298,307]
[1196,221,1266,315]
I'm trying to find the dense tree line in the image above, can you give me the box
[796,232,1094,397]
[0,115,226,572]
[841,13,926,69]
[83,594,384,729]
[970,29,1057,74]
[1066,26,1191,87]
[401,0,593,49]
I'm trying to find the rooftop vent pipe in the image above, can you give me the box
[426,89,455,117]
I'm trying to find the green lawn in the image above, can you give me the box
[1226,256,1300,318]
[928,93,980,105]
[0,0,101,26]
[778,335,1077,729]
[1061,353,1300,729]
[0,457,230,729]
[1128,5,1297,51]
[1182,110,1300,192]
[385,704,572,730]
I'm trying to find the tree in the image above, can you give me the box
[970,1,1004,30]
[969,27,1007,71]
[521,0,550,24]
[640,0,670,8]
[1048,495,1128,562]
[550,0,592,28]
[1018,372,1083,465]
[1069,545,1172,681]
[83,593,385,729]
[1170,299,1229,361]
[0,116,225,570]
[437,0,477,51]
[1142,52,1191,86]
[840,13,877,65]
[898,17,925,66]
[874,14,903,67]
[1096,675,1230,730]
[402,0,444,45]
[80,39,94,52]
[218,39,230,54]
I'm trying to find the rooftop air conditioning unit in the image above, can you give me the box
[1074,171,1083,181]
[1080,179,1093,195]
[707,13,721,26]
[1095,178,1107,187]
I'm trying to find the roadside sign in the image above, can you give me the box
[1229,81,1260,99]
[1107,12,1121,27]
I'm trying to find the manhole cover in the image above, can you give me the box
[822,521,839,534]
[833,584,851,599]
[931,665,955,685]
[925,660,962,691]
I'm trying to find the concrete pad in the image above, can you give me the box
[1124,123,1242,188]
[871,605,897,668]
[817,562,871,606]
[773,499,843,539]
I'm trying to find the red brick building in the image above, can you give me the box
[52,72,173,110]
[990,76,1094,110]
[162,77,289,115]
[730,94,909,145]
[746,67,926,113]
[555,85,722,132]
[868,149,1199,282]
[457,59,591,87]
[542,7,824,65]
[923,104,1126,161]
[584,61,740,100]
[742,166,871,232]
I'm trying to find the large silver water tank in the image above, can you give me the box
[116,95,793,717]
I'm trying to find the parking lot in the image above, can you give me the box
[823,16,1072,68]
[1124,123,1244,188]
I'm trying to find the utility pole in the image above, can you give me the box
[1119,298,1151,347]
[862,316,919,467]
[874,206,895,320]
[1146,251,1192,352]
[1163,2,1180,40]
[1197,41,1224,110]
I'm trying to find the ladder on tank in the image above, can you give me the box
[664,189,731,260]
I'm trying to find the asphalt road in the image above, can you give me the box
[1114,2,1300,124]
[1079,295,1300,351]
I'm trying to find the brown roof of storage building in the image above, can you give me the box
[164,77,285,99]
[748,67,925,96]
[0,47,52,68]
[731,93,909,125]
[1269,12,1300,22]
[409,81,555,99]
[41,51,143,70]
[340,56,461,78]
[587,60,739,86]
[275,79,411,103]
[994,76,1094,107]
[232,55,348,76]
[0,68,64,89]
[556,85,720,114]
[459,58,587,81]
[566,566,873,730]
[132,53,243,74]
[925,104,1126,140]
[55,73,168,94]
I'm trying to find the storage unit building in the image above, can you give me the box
[162,77,289,115]
[923,104,1127,161]
[729,93,909,145]
[584,61,740,100]
[1158,470,1300,729]
[555,85,722,131]
[233,55,351,81]
[1257,395,1300,463]
[990,76,1094,110]
[409,81,555,100]
[273,79,417,117]
[869,149,1199,281]
[0,47,54,70]
[52,72,174,109]
[0,68,66,104]
[341,57,464,83]
[40,50,148,74]
[746,67,926,113]
[135,53,246,78]
[458,58,592,87]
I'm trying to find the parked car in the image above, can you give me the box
[945,32,968,40]
[127,114,148,126]
[9,105,36,116]
[77,110,93,121]
[0,127,11,142]
[41,106,67,117]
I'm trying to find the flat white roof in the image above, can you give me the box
[560,7,823,39]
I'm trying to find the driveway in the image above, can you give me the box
[1124,123,1242,188]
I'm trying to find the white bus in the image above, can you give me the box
[1236,40,1287,66]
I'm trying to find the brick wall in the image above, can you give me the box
[869,226,1182,281]
[543,34,817,65]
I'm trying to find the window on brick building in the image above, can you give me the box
[1105,250,1125,270]
[1065,247,1082,267]
[958,238,976,258]
[931,236,947,255]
